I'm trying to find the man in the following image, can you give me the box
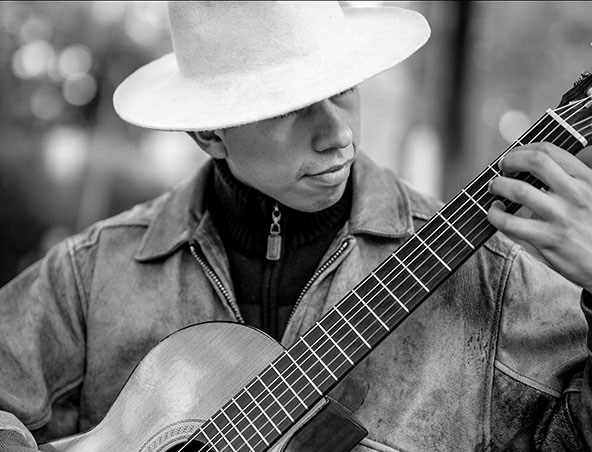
[1,2,592,451]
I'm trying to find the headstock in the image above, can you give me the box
[560,71,592,105]
[555,71,592,146]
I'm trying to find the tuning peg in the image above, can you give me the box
[574,71,591,87]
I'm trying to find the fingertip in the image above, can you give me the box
[491,199,506,211]
[488,177,502,195]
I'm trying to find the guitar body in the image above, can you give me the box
[46,322,332,452]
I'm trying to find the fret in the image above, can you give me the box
[269,362,308,409]
[316,322,354,365]
[211,416,239,452]
[487,163,502,178]
[460,207,497,244]
[299,336,338,381]
[231,397,269,447]
[200,427,220,452]
[315,306,372,365]
[546,108,588,146]
[244,387,282,435]
[370,270,407,311]
[247,378,292,434]
[284,351,323,394]
[460,189,488,215]
[353,286,392,329]
[274,351,321,405]
[414,234,451,272]
[283,332,342,394]
[435,211,475,249]
[256,375,294,422]
[219,406,256,452]
[392,254,430,293]
[334,305,371,349]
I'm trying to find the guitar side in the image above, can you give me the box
[46,322,294,452]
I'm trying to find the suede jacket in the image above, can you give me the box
[0,152,590,452]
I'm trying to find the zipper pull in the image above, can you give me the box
[267,203,282,261]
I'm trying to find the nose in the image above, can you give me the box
[310,99,353,152]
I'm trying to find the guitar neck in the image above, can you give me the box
[192,105,589,452]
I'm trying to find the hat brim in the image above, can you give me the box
[113,7,430,131]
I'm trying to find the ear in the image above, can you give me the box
[187,130,228,159]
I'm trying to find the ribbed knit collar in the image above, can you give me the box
[208,159,352,255]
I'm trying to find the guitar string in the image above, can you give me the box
[182,99,590,452]
[215,101,592,452]
[210,102,588,452]
[184,100,588,450]
[181,99,588,452]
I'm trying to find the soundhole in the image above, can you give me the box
[166,440,212,452]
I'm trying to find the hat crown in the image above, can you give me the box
[168,1,347,77]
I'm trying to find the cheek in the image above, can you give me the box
[228,146,299,192]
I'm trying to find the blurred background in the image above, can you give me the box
[1,1,591,286]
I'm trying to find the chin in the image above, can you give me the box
[300,188,346,212]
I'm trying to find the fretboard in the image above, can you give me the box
[191,108,588,452]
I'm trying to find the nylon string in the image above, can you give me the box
[180,98,591,452]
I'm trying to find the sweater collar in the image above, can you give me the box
[208,159,352,253]
[135,152,414,261]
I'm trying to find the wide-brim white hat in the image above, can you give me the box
[113,1,430,132]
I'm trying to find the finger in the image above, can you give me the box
[488,201,548,262]
[487,200,549,245]
[488,175,559,220]
[498,149,572,194]
[501,143,591,185]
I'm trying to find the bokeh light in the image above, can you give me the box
[58,44,93,79]
[498,110,531,144]
[11,39,55,79]
[18,15,52,44]
[42,126,90,185]
[30,85,63,120]
[62,72,97,106]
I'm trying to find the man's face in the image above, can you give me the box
[218,87,360,212]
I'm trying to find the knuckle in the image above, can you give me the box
[539,141,556,153]
[528,151,549,172]
[570,181,592,209]
[513,182,531,202]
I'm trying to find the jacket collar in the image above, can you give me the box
[135,152,414,262]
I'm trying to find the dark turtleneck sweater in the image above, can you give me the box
[207,159,352,340]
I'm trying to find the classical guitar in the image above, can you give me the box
[44,72,592,452]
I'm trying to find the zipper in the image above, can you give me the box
[189,242,244,323]
[285,237,352,327]
[267,202,282,261]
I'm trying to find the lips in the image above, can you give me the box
[309,160,350,176]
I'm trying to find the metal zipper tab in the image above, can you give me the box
[266,203,282,261]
